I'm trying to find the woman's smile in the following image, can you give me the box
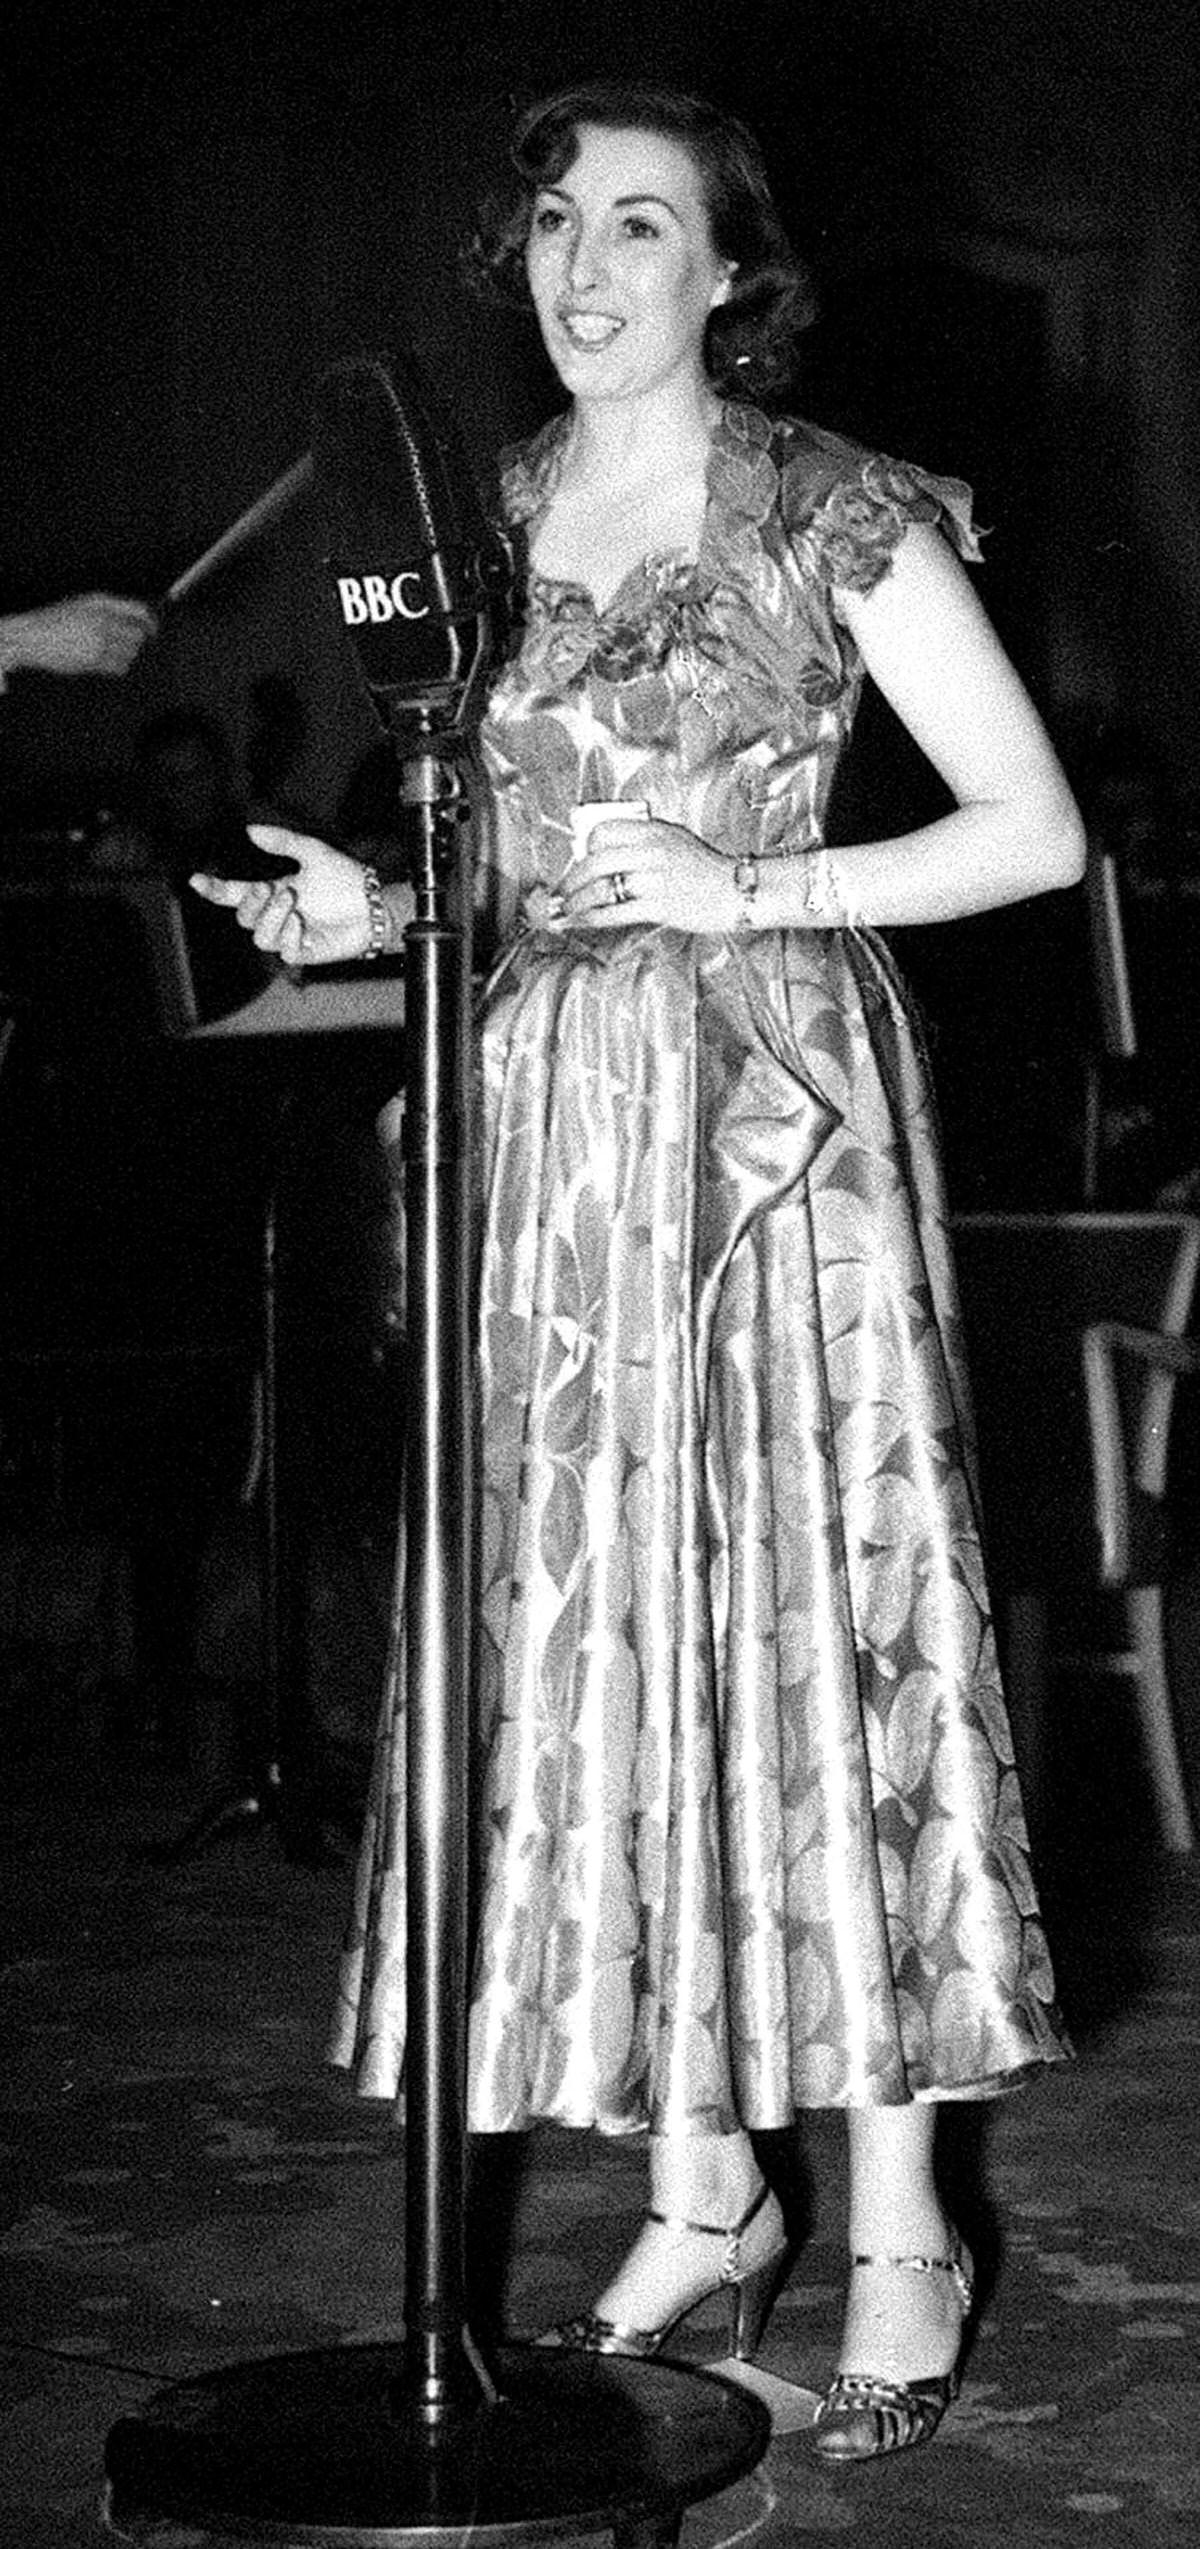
[555,306,626,351]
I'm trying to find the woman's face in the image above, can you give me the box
[525,122,733,405]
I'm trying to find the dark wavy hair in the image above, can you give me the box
[465,81,817,401]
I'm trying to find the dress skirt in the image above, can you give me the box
[328,916,1070,2131]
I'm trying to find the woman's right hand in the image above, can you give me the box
[188,823,379,966]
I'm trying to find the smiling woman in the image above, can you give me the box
[191,77,1081,2465]
[526,128,733,382]
[519,127,736,603]
[467,80,816,399]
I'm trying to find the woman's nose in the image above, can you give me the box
[567,225,607,293]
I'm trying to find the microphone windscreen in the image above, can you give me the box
[312,351,511,736]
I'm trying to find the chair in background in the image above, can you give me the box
[951,1210,1200,1854]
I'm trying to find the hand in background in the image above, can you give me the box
[0,592,157,680]
[189,824,379,966]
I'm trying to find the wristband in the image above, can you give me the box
[361,864,389,959]
[733,854,759,932]
[802,847,858,930]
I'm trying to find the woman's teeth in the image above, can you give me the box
[560,313,624,347]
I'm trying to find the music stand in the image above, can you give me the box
[0,859,395,1849]
[0,867,261,1770]
[136,955,410,1865]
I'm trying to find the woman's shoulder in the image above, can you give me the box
[719,402,983,592]
[497,414,570,525]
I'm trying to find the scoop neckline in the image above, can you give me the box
[523,404,736,624]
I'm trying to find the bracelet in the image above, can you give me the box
[802,847,858,930]
[361,864,389,960]
[733,853,759,932]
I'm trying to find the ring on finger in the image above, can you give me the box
[610,870,631,906]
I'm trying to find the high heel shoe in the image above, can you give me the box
[539,2180,791,2361]
[812,2231,974,2461]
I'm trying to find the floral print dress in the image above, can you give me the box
[328,400,1070,2132]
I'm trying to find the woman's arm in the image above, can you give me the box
[772,522,1086,927]
[553,523,1086,936]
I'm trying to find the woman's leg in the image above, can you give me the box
[836,2104,966,2382]
[586,2127,769,2331]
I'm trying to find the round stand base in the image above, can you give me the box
[104,2339,771,2549]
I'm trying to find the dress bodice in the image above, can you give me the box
[479,400,979,909]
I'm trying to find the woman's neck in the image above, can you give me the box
[531,383,722,610]
[561,376,722,493]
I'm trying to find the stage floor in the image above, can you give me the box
[3,1660,1200,2549]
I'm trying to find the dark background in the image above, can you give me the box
[3,0,1200,1168]
[1,0,1199,1272]
[3,0,1198,804]
[2,0,1199,1761]
[4,1,1199,1191]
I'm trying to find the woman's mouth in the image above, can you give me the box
[557,309,625,350]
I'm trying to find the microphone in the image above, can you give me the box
[310,349,512,751]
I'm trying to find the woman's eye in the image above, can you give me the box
[622,215,661,241]
[532,204,567,236]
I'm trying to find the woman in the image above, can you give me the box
[192,82,1081,2460]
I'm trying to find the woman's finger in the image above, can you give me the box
[188,872,253,907]
[246,820,309,864]
[249,887,297,947]
[573,819,657,884]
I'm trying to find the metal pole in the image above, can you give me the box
[395,745,487,2418]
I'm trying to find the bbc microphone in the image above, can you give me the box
[310,348,512,752]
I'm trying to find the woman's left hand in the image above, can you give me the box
[547,816,740,933]
[189,825,380,965]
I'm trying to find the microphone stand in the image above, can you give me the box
[104,399,772,2549]
[392,722,483,2419]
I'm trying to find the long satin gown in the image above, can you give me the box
[328,399,1071,2133]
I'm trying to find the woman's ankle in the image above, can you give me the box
[835,2250,965,2383]
[846,2205,951,2262]
[648,2129,761,2226]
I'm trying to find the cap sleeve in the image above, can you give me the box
[498,415,569,528]
[778,421,983,599]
